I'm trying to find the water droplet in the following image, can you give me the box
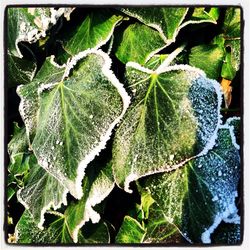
[218,170,222,176]
[51,146,54,150]
[56,140,60,145]
[212,195,218,202]
[169,154,174,161]
[89,114,93,119]
[198,164,202,168]
[59,141,63,146]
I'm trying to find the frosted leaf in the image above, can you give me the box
[17,155,68,229]
[112,62,222,192]
[64,162,115,243]
[63,9,123,56]
[15,210,110,244]
[19,49,129,199]
[140,121,240,243]
[17,56,65,144]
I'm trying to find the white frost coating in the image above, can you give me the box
[225,117,240,150]
[156,44,186,74]
[72,181,115,242]
[179,18,217,31]
[124,173,139,193]
[126,62,153,74]
[17,186,68,230]
[201,193,239,243]
[121,8,189,44]
[60,49,130,199]
[49,55,67,69]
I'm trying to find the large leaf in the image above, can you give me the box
[115,216,146,243]
[140,119,240,243]
[63,9,123,56]
[112,58,222,192]
[17,56,65,144]
[114,23,165,65]
[18,49,129,200]
[15,210,110,244]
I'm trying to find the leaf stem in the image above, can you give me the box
[156,43,187,74]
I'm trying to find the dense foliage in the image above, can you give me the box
[6,6,241,245]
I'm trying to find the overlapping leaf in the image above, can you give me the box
[7,7,74,87]
[62,9,123,56]
[139,118,240,243]
[15,210,110,244]
[112,59,222,192]
[115,7,219,64]
[18,49,129,200]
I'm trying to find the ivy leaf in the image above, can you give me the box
[187,7,219,23]
[62,9,123,56]
[143,202,186,243]
[17,56,65,144]
[17,154,68,230]
[112,59,222,192]
[140,118,240,243]
[64,161,115,243]
[15,210,110,244]
[189,44,225,79]
[212,222,241,244]
[114,23,165,65]
[18,50,129,199]
[115,216,146,243]
[120,7,188,43]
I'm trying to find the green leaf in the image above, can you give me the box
[17,56,65,144]
[212,223,241,244]
[143,202,186,243]
[64,161,114,242]
[221,7,241,80]
[18,50,129,199]
[63,9,123,56]
[115,216,146,243]
[15,210,53,244]
[221,50,236,80]
[15,210,110,244]
[112,59,222,192]
[188,7,219,23]
[17,154,68,229]
[114,23,165,65]
[222,8,241,38]
[8,123,28,166]
[140,120,240,243]
[120,7,188,43]
[7,7,74,58]
[189,44,225,79]
[7,49,37,87]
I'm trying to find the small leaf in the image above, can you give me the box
[115,23,165,64]
[63,9,123,56]
[18,50,129,199]
[221,51,236,80]
[115,216,146,243]
[188,7,219,23]
[140,120,240,243]
[112,61,222,192]
[189,44,225,79]
[222,8,241,38]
